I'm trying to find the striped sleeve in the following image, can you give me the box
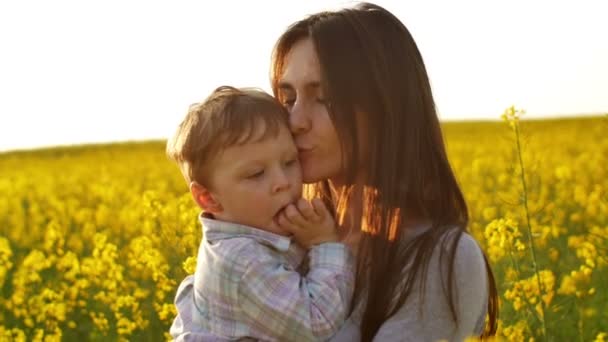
[238,242,355,341]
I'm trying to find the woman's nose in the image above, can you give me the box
[289,100,312,135]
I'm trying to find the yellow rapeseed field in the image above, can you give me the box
[1,112,606,341]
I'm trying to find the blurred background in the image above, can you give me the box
[0,1,607,341]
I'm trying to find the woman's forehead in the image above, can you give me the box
[279,39,321,89]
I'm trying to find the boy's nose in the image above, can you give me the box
[272,170,291,193]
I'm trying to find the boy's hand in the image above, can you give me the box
[277,198,339,249]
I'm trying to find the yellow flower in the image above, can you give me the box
[90,312,110,334]
[483,207,498,221]
[558,265,594,298]
[183,256,197,275]
[498,319,529,341]
[484,218,525,263]
[505,267,519,282]
[554,165,572,181]
[0,236,13,287]
[1,118,606,339]
[548,248,559,262]
[501,105,525,130]
[504,270,555,312]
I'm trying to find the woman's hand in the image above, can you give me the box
[277,198,339,249]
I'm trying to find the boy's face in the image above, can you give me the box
[207,123,302,235]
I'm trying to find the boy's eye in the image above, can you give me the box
[247,170,264,179]
[285,159,297,167]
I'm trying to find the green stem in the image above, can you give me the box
[577,301,584,342]
[514,123,549,340]
[508,248,521,275]
[507,247,542,325]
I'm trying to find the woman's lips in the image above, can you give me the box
[297,147,314,158]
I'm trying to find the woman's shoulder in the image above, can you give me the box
[445,229,485,268]
[375,228,489,341]
[333,228,490,341]
[405,225,486,269]
[398,225,487,283]
[429,228,487,285]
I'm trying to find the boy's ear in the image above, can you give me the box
[190,181,223,213]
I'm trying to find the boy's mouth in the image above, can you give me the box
[274,204,288,219]
[273,201,293,223]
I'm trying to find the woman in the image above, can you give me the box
[272,2,497,341]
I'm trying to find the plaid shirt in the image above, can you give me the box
[170,213,355,342]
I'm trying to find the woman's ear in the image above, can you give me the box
[190,181,223,213]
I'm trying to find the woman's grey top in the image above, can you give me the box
[329,230,489,342]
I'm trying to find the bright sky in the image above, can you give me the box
[1,0,607,152]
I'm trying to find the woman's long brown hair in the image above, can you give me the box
[271,3,498,340]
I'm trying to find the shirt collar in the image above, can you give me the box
[199,212,293,252]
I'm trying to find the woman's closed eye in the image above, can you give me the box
[282,98,296,107]
[316,97,331,108]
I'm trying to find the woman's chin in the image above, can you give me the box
[301,161,342,184]
[301,168,327,184]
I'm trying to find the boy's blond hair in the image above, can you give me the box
[167,86,290,186]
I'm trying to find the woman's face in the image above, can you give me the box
[276,38,343,184]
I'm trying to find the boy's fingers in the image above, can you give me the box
[285,204,307,227]
[311,198,328,220]
[297,198,318,222]
[277,211,297,232]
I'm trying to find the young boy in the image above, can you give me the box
[167,86,354,341]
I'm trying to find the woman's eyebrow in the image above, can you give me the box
[305,81,321,92]
[277,81,321,92]
[277,82,294,91]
